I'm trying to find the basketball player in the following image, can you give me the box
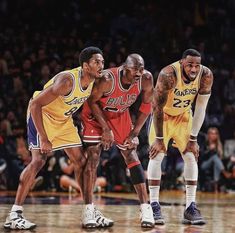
[148,49,213,225]
[81,54,155,228]
[4,47,113,230]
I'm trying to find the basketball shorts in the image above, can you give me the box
[148,110,192,153]
[27,112,82,151]
[81,110,132,150]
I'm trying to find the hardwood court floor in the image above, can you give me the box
[0,190,235,233]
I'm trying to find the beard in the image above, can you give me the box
[182,68,193,83]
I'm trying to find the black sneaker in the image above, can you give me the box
[182,202,206,225]
[151,202,165,225]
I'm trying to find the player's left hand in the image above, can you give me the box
[183,141,199,161]
[123,135,139,150]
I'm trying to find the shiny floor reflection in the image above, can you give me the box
[0,190,234,233]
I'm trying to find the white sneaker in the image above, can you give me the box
[140,203,155,228]
[82,204,96,228]
[94,207,114,227]
[4,211,36,230]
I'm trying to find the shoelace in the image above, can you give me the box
[85,209,94,219]
[94,209,104,217]
[187,203,201,217]
[141,206,152,219]
[151,204,161,218]
[13,211,24,220]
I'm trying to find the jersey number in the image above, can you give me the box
[173,98,190,108]
[64,107,78,116]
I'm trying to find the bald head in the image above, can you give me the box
[125,54,144,68]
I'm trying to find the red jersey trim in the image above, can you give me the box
[103,70,116,96]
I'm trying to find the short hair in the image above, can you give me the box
[79,46,103,66]
[182,49,201,59]
[125,53,144,67]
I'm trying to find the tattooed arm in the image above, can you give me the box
[198,67,213,95]
[149,66,176,158]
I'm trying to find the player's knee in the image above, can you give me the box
[70,154,87,168]
[147,152,164,180]
[151,152,165,163]
[182,152,198,181]
[122,150,138,165]
[86,145,101,166]
[182,152,196,164]
[31,157,46,170]
[128,161,145,184]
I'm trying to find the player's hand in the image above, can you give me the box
[101,128,114,151]
[123,136,139,150]
[183,141,199,161]
[39,136,52,154]
[149,139,166,159]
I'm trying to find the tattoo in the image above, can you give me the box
[159,70,176,90]
[199,67,213,95]
[154,87,167,108]
[152,68,176,137]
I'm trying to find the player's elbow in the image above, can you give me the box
[30,99,42,113]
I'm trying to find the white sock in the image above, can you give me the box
[85,203,94,210]
[185,185,197,209]
[11,205,23,212]
[149,186,160,203]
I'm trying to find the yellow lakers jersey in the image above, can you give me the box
[32,67,94,121]
[163,61,203,116]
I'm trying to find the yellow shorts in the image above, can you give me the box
[27,112,82,151]
[148,110,192,153]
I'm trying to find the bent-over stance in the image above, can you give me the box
[148,49,213,225]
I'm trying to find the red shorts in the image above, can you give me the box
[81,103,132,150]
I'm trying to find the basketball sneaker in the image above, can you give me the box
[4,210,36,230]
[182,202,206,225]
[94,207,114,227]
[82,204,96,228]
[151,201,165,224]
[140,203,155,228]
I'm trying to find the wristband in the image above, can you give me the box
[189,138,197,142]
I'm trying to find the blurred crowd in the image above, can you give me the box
[0,0,235,193]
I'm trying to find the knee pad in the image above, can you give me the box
[182,152,198,181]
[147,152,164,180]
[128,161,145,184]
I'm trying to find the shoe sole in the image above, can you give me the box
[82,223,97,229]
[96,222,114,228]
[155,219,165,225]
[182,219,206,225]
[4,223,37,230]
[141,221,154,228]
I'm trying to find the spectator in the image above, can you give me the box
[199,127,232,192]
[58,151,107,193]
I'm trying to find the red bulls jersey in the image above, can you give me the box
[100,67,142,118]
